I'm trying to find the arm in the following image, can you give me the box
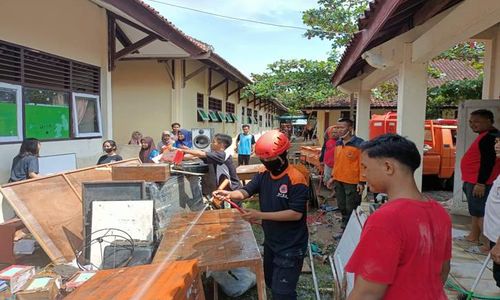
[244,209,302,222]
[440,260,450,284]
[478,133,496,184]
[348,276,387,300]
[28,172,41,179]
[181,148,207,158]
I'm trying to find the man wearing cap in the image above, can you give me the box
[214,130,309,300]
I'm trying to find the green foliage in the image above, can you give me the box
[438,42,485,71]
[372,82,398,101]
[243,59,343,114]
[302,0,369,60]
[426,77,483,118]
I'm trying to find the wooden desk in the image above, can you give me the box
[153,210,266,299]
[236,164,263,181]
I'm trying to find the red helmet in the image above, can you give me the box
[255,130,290,159]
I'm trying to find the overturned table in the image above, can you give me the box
[153,209,266,299]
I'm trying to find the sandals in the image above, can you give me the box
[465,245,489,256]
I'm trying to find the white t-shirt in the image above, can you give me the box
[484,175,500,243]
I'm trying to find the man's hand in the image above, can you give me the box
[234,147,238,153]
[212,190,231,201]
[357,183,365,195]
[473,184,486,198]
[326,178,335,189]
[242,208,262,222]
[491,243,500,263]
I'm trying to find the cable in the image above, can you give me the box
[446,279,500,300]
[145,0,346,34]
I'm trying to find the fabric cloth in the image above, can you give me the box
[333,181,360,225]
[461,129,500,185]
[236,133,255,155]
[485,175,500,242]
[238,154,251,166]
[9,155,39,182]
[263,243,304,300]
[345,198,451,300]
[203,150,241,191]
[97,154,123,165]
[463,182,492,217]
[242,165,309,255]
[323,165,332,183]
[332,135,365,184]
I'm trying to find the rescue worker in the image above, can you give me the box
[213,130,309,300]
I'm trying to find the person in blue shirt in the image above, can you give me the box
[235,124,256,165]
[139,136,159,163]
[174,129,193,149]
[214,130,309,300]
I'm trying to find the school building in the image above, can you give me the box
[0,0,286,184]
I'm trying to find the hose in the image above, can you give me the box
[445,279,500,300]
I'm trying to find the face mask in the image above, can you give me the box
[260,156,288,176]
[104,148,114,154]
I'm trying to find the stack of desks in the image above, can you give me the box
[153,209,266,299]
[300,146,322,170]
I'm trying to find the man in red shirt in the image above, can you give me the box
[345,134,451,300]
[459,109,500,254]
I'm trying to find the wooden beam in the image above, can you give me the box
[332,0,402,86]
[182,60,186,87]
[224,79,229,100]
[115,35,157,60]
[184,65,208,83]
[107,11,116,71]
[228,84,241,98]
[237,88,241,104]
[412,0,500,63]
[210,78,226,93]
[413,0,451,26]
[111,12,164,42]
[115,23,133,48]
[163,60,175,89]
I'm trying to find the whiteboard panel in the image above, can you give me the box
[38,153,77,175]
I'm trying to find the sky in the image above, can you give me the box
[144,0,333,77]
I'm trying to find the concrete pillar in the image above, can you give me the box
[316,111,326,143]
[397,43,428,190]
[102,70,113,139]
[482,25,500,99]
[172,59,184,123]
[355,89,371,140]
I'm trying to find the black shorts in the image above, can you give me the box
[263,244,304,300]
[463,182,492,217]
[238,154,250,166]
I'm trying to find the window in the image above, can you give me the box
[259,115,263,127]
[197,93,204,108]
[208,110,219,122]
[253,110,258,124]
[208,97,223,122]
[226,102,235,114]
[197,109,210,121]
[241,106,245,122]
[247,108,253,124]
[72,93,102,137]
[24,88,70,140]
[0,39,101,142]
[0,82,22,142]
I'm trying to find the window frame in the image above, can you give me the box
[0,82,23,142]
[71,92,102,138]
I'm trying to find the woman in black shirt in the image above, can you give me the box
[97,140,123,165]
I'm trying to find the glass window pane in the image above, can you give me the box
[24,88,70,140]
[0,86,19,138]
[73,94,101,136]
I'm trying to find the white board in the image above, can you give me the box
[38,153,77,175]
[333,209,367,297]
[90,200,153,268]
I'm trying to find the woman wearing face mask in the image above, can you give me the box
[212,130,309,300]
[97,140,123,165]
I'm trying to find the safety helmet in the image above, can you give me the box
[255,130,290,159]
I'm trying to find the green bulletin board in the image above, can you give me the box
[0,102,18,137]
[25,104,70,140]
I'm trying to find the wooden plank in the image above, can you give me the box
[0,159,141,263]
[111,164,170,182]
[65,260,205,300]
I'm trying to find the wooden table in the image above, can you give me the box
[153,209,266,299]
[236,164,263,181]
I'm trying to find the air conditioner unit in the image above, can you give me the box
[192,128,213,152]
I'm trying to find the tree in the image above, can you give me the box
[243,59,343,113]
[302,0,369,60]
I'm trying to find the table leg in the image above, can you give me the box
[253,262,267,300]
[213,280,218,300]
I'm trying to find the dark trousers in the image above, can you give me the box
[238,154,250,166]
[334,181,361,226]
[263,244,304,300]
[490,241,500,288]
